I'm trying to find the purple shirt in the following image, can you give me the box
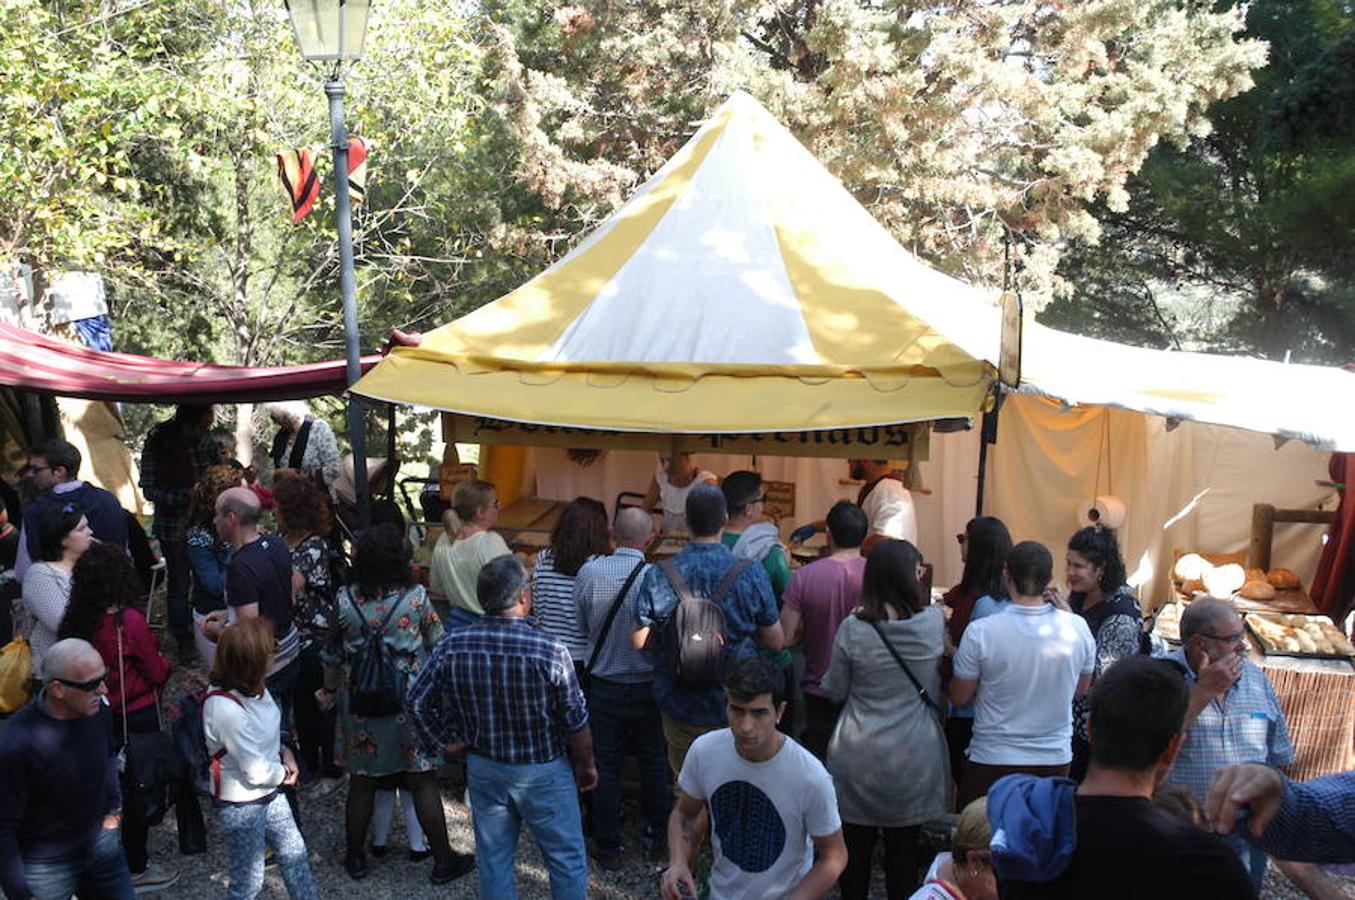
[785,555,866,696]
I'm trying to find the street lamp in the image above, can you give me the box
[284,0,371,530]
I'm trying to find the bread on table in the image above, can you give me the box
[1266,568,1302,591]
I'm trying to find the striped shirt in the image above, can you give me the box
[407,615,588,765]
[573,548,652,683]
[1166,649,1294,804]
[530,548,590,662]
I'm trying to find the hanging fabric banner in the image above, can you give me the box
[347,136,368,205]
[276,148,320,223]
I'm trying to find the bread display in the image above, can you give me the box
[1245,568,1267,583]
[1203,563,1246,599]
[1266,568,1302,591]
[1153,603,1183,643]
[1239,580,1276,601]
[1174,553,1212,582]
[1245,613,1355,658]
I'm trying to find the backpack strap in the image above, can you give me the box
[658,558,696,605]
[349,590,406,635]
[710,558,755,606]
[203,689,245,800]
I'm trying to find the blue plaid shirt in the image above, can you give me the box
[635,542,778,727]
[574,548,652,684]
[1166,649,1295,805]
[1261,771,1355,862]
[407,615,588,765]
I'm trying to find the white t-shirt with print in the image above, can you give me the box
[678,729,841,899]
[953,603,1095,766]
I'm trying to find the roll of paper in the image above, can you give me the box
[1079,495,1126,530]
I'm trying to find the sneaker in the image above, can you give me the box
[344,851,368,880]
[429,850,475,885]
[132,864,181,894]
[408,848,432,863]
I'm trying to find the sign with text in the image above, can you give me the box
[442,414,930,461]
[761,480,795,522]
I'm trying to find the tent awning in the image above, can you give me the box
[353,92,997,432]
[0,323,378,404]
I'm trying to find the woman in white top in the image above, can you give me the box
[203,618,317,900]
[21,503,93,676]
[908,798,996,900]
[642,453,717,534]
[427,479,511,629]
[530,497,609,666]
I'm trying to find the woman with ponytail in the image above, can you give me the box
[426,479,510,629]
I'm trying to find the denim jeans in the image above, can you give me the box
[467,753,587,899]
[22,825,135,900]
[265,656,300,737]
[216,793,317,900]
[589,678,670,856]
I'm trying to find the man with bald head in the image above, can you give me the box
[206,486,303,731]
[1167,597,1293,890]
[0,639,134,899]
[572,505,669,867]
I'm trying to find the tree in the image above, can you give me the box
[1048,0,1355,362]
[470,0,1267,309]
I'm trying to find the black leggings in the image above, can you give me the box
[346,771,454,864]
[294,643,340,780]
[839,822,921,900]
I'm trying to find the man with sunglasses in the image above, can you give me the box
[1166,597,1293,891]
[0,638,133,899]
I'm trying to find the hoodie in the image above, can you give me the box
[988,773,1078,882]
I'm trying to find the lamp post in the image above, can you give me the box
[284,0,372,530]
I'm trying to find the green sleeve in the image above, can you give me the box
[765,546,792,601]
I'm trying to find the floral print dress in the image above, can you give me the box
[328,583,444,776]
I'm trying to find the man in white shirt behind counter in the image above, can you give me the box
[949,540,1096,808]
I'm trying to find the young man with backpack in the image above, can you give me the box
[634,483,784,781]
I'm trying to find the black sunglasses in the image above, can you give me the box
[54,672,108,692]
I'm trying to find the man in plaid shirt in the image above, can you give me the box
[1166,598,1294,891]
[139,404,216,661]
[409,554,596,899]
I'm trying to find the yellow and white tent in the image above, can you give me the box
[353,91,997,433]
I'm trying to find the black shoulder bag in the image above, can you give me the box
[581,560,646,695]
[866,618,945,723]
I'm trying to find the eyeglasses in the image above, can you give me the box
[751,494,766,504]
[54,672,107,692]
[955,533,967,545]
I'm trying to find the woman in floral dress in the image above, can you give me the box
[321,524,474,885]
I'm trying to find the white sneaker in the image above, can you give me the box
[132,864,181,894]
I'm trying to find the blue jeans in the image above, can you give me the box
[23,826,133,900]
[590,678,670,855]
[467,754,587,899]
[216,793,317,900]
[444,606,482,630]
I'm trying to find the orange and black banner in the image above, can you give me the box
[276,148,320,223]
[347,136,368,204]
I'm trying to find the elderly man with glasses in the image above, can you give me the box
[1166,597,1294,892]
[0,638,133,899]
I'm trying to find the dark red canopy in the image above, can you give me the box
[0,323,379,404]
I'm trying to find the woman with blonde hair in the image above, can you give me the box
[909,798,997,900]
[427,479,510,629]
[204,618,317,900]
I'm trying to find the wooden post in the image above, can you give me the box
[1249,504,1275,571]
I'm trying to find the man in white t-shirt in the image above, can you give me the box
[789,459,916,553]
[949,540,1095,807]
[661,658,846,900]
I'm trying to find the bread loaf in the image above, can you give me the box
[1174,553,1212,582]
[1245,568,1266,583]
[1239,580,1276,601]
[1267,568,1302,590]
[1203,563,1246,598]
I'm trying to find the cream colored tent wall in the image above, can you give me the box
[984,395,1334,607]
[57,398,146,515]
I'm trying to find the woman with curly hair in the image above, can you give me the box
[1064,525,1142,781]
[530,496,609,667]
[273,472,343,795]
[321,524,473,884]
[185,464,246,667]
[58,542,176,890]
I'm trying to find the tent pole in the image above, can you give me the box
[975,391,1004,517]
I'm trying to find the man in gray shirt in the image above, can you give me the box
[573,506,668,868]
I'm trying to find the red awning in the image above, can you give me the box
[0,323,380,404]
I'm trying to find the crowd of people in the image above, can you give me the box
[0,425,1349,900]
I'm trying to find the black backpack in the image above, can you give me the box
[659,558,754,688]
[346,592,407,717]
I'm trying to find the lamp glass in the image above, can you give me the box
[285,0,370,61]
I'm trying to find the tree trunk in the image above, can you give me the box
[1253,273,1287,360]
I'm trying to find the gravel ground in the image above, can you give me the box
[143,668,1350,898]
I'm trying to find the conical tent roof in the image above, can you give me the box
[354,91,998,432]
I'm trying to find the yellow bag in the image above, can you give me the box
[0,636,33,713]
